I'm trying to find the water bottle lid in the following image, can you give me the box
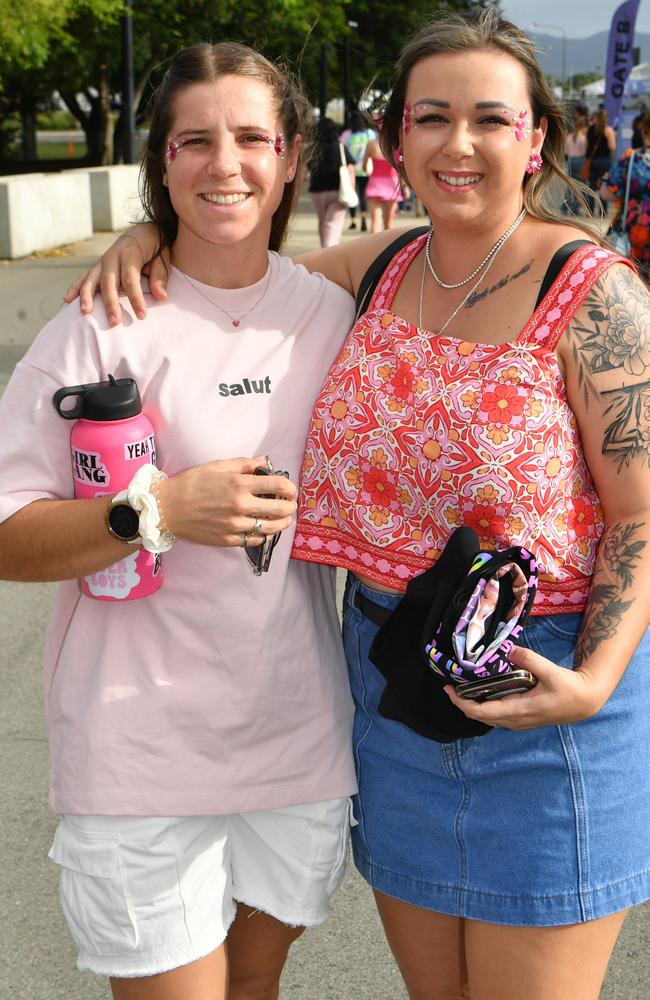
[53,374,142,421]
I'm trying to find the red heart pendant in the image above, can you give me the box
[232,320,240,327]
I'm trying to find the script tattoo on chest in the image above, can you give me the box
[574,520,646,666]
[570,267,650,471]
[465,261,533,309]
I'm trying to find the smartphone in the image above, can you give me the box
[457,670,537,702]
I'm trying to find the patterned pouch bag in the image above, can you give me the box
[369,527,537,742]
[423,531,538,685]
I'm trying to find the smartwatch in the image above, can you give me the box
[106,496,141,543]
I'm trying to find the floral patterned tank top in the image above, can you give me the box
[292,237,626,615]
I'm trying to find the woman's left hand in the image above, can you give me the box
[443,644,607,730]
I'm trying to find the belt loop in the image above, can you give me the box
[343,570,360,612]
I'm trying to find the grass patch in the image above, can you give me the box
[36,140,87,160]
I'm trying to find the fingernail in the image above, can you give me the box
[136,310,145,320]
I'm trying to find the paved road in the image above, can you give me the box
[0,200,647,998]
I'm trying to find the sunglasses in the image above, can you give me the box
[245,463,290,576]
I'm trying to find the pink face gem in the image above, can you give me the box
[402,103,413,135]
[166,140,180,164]
[515,110,531,142]
[273,133,285,158]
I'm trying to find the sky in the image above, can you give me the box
[501,0,650,39]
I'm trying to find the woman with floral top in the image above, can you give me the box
[68,10,650,1000]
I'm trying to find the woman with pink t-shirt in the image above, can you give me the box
[66,10,649,1000]
[0,43,357,1000]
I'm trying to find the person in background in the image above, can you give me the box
[601,110,650,280]
[308,116,356,247]
[362,135,406,232]
[66,11,650,999]
[341,108,376,232]
[563,103,588,214]
[585,108,616,207]
[0,42,357,1000]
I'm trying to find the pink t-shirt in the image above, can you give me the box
[0,253,357,816]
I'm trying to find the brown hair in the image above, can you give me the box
[378,8,602,240]
[140,42,312,256]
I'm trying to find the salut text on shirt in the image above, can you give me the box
[218,376,272,397]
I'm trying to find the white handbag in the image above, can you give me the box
[338,143,359,209]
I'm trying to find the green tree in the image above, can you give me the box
[0,0,123,163]
[0,0,496,168]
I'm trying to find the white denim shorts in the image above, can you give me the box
[48,797,351,979]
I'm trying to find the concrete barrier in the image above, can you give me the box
[0,173,93,259]
[72,164,144,231]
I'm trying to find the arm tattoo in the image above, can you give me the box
[465,261,532,310]
[574,520,646,665]
[601,381,650,470]
[570,267,650,469]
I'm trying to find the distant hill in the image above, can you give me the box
[530,30,650,81]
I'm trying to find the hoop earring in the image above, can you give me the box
[525,152,543,175]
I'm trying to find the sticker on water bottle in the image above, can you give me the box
[124,434,157,464]
[85,552,141,599]
[72,447,110,487]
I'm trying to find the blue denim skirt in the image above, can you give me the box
[343,574,650,926]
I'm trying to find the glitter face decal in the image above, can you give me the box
[166,131,286,164]
[514,109,531,142]
[493,108,533,142]
[402,103,413,135]
[166,140,181,164]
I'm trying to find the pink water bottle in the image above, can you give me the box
[53,374,163,601]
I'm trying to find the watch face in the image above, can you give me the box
[108,502,140,541]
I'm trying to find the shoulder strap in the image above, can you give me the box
[534,240,591,309]
[355,226,429,321]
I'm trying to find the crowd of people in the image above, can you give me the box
[1,8,649,1000]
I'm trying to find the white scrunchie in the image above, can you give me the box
[114,463,176,554]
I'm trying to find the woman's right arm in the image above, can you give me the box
[362,138,378,174]
[64,225,167,327]
[0,460,297,582]
[67,220,403,317]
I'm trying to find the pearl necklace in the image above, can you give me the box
[418,210,526,336]
[424,208,527,289]
[180,265,272,328]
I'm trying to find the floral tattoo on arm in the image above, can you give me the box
[570,266,650,471]
[575,521,646,665]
